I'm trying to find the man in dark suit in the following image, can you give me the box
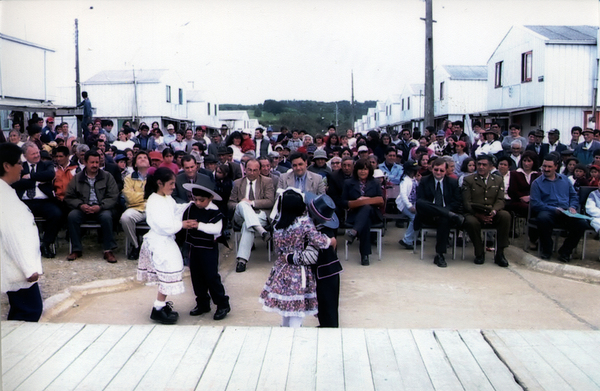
[462,154,511,267]
[539,128,568,157]
[172,155,211,204]
[11,142,62,258]
[228,159,274,272]
[217,146,243,181]
[327,157,354,224]
[415,158,464,267]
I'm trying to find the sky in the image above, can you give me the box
[2,0,599,104]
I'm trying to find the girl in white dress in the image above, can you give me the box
[137,167,196,324]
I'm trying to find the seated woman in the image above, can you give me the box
[507,150,540,218]
[342,159,384,266]
[458,157,476,187]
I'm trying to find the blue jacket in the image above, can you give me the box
[530,173,578,214]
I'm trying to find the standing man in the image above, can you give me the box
[228,159,274,272]
[397,128,417,163]
[279,152,326,195]
[530,154,588,262]
[163,124,177,147]
[40,117,56,143]
[414,159,464,267]
[77,91,93,135]
[462,154,511,267]
[254,127,272,158]
[0,143,44,321]
[11,142,62,258]
[100,120,116,143]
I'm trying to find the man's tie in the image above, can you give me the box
[248,181,255,201]
[434,181,443,206]
[26,164,36,199]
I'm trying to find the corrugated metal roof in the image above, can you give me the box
[85,69,169,84]
[443,65,487,80]
[524,25,598,43]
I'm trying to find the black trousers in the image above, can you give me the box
[463,211,511,257]
[24,199,62,245]
[348,205,380,256]
[415,199,454,255]
[316,274,340,328]
[7,283,43,322]
[535,211,589,256]
[189,247,229,309]
[67,209,116,252]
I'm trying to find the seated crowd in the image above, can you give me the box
[6,115,600,271]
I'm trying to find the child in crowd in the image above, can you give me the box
[572,164,589,192]
[182,180,231,320]
[137,167,195,324]
[589,165,600,187]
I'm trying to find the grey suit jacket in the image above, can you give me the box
[228,175,275,212]
[172,171,212,204]
[278,170,326,195]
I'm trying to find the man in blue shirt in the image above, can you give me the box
[378,147,403,185]
[530,154,589,262]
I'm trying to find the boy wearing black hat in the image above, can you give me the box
[182,181,231,320]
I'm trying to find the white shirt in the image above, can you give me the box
[21,162,48,200]
[244,178,257,200]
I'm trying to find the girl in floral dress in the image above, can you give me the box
[259,189,333,327]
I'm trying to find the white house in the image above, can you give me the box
[434,65,487,129]
[82,69,193,132]
[219,110,250,131]
[384,94,402,129]
[399,84,425,132]
[187,90,220,129]
[486,25,599,141]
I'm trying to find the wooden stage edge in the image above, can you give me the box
[2,322,600,391]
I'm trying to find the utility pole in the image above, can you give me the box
[75,18,82,137]
[422,0,435,128]
[351,71,355,129]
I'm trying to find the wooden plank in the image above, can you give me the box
[411,329,463,391]
[135,325,202,391]
[364,329,403,391]
[286,328,318,391]
[105,325,177,390]
[458,330,521,391]
[45,325,131,391]
[518,330,599,391]
[434,330,495,391]
[195,326,248,391]
[226,327,272,391]
[541,330,600,386]
[15,324,109,391]
[255,327,295,391]
[315,327,344,391]
[76,324,154,391]
[2,322,53,371]
[562,330,600,363]
[482,330,545,391]
[167,326,223,391]
[4,323,84,391]
[492,330,572,391]
[387,329,434,391]
[1,320,24,338]
[342,328,375,391]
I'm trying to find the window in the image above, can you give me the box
[207,102,211,115]
[407,97,410,110]
[521,51,532,83]
[214,104,218,116]
[166,85,171,102]
[440,82,445,100]
[402,99,405,111]
[178,88,183,105]
[495,61,503,88]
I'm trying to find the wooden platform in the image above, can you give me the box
[2,322,599,390]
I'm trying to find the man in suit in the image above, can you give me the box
[278,152,326,195]
[259,156,279,198]
[462,154,511,267]
[327,157,354,224]
[539,129,568,157]
[525,129,545,157]
[415,158,464,267]
[573,128,600,165]
[228,159,274,272]
[172,155,211,203]
[11,142,62,258]
[217,146,243,181]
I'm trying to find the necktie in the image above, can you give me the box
[26,164,36,199]
[434,181,443,206]
[248,181,255,201]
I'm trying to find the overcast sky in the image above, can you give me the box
[3,0,599,104]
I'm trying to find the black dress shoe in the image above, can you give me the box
[361,255,370,266]
[494,255,509,267]
[540,253,551,260]
[150,303,179,324]
[236,261,246,273]
[213,306,231,320]
[434,254,447,268]
[558,253,571,263]
[474,255,485,265]
[127,246,140,260]
[398,239,414,250]
[190,305,211,316]
[449,212,465,228]
[346,229,357,244]
[40,243,55,258]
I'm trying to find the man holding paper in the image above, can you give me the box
[530,153,589,262]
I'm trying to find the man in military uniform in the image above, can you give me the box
[462,154,510,267]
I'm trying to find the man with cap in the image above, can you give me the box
[525,129,545,156]
[573,128,600,165]
[378,147,403,185]
[540,129,567,157]
[240,129,255,153]
[356,145,370,161]
[228,159,274,272]
[254,127,272,158]
[414,158,464,267]
[148,151,163,170]
[430,130,447,156]
[288,193,342,327]
[274,144,291,173]
[40,117,56,143]
[308,149,331,178]
[163,124,177,146]
[199,154,218,181]
[462,154,511,267]
[220,124,229,140]
[279,152,326,195]
[182,180,231,320]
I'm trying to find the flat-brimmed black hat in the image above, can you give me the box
[217,146,228,155]
[305,192,339,229]
[183,177,222,201]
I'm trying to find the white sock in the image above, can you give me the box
[288,316,303,328]
[154,300,166,310]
